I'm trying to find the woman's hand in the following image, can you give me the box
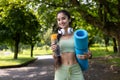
[77,51,92,60]
[77,54,88,60]
[51,44,57,52]
[87,50,92,59]
[51,44,57,58]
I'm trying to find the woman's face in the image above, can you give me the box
[57,12,70,29]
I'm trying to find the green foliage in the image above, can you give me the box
[0,0,43,59]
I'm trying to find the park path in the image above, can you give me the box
[0,55,54,80]
[0,55,120,80]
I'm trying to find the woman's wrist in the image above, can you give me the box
[87,51,92,59]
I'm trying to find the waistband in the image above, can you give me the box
[61,63,79,69]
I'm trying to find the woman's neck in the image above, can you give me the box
[64,27,70,35]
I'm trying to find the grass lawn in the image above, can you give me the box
[0,47,52,67]
[90,46,120,66]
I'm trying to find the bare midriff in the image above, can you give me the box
[61,52,77,65]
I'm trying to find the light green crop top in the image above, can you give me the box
[58,36,75,53]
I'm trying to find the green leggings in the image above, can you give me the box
[54,64,85,80]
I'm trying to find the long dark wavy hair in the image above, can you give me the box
[53,33,62,70]
[53,10,71,69]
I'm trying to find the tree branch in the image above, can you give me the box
[98,0,119,18]
[70,0,103,29]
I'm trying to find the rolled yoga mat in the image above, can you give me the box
[74,29,89,71]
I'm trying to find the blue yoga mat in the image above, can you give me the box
[74,29,89,71]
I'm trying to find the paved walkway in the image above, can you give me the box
[0,55,120,80]
[0,55,54,80]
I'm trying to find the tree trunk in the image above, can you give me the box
[14,39,19,59]
[117,36,120,55]
[104,35,109,51]
[31,44,34,57]
[113,38,118,53]
[14,33,20,59]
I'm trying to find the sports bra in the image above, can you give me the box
[58,36,75,53]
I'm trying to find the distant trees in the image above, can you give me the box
[0,1,41,59]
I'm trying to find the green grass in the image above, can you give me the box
[90,46,114,57]
[0,57,35,67]
[108,58,120,66]
[90,46,120,67]
[33,47,52,56]
[0,52,34,67]
[0,47,52,67]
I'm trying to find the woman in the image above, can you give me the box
[51,10,92,80]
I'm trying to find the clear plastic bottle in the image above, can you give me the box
[51,34,60,56]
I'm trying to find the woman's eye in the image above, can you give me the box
[62,17,65,20]
[57,17,66,21]
[57,19,60,21]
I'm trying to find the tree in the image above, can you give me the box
[1,3,27,59]
[21,11,41,57]
[0,1,41,59]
